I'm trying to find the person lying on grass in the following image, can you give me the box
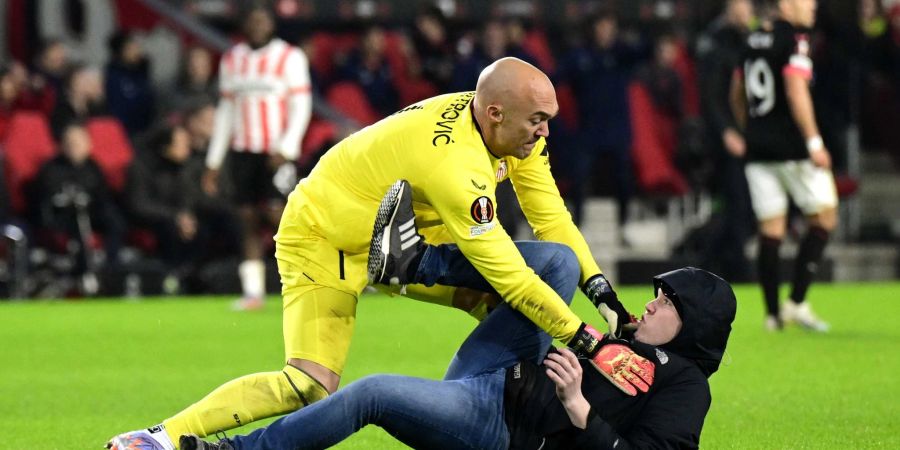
[182,265,736,450]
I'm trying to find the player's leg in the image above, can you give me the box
[746,162,789,330]
[231,153,269,310]
[158,285,350,445]
[783,161,838,331]
[414,241,580,379]
[189,371,508,450]
[376,282,500,321]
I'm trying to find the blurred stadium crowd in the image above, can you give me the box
[1,0,899,298]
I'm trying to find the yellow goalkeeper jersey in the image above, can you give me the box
[275,92,603,341]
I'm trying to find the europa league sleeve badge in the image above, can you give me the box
[470,196,495,224]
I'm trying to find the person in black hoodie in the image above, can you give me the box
[180,266,736,450]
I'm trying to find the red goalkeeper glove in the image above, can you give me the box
[567,323,655,396]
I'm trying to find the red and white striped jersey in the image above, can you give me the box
[206,38,312,169]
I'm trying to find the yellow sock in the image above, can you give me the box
[162,365,329,445]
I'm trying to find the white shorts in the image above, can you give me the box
[745,160,838,221]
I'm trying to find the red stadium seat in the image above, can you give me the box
[309,32,360,80]
[326,81,381,126]
[300,118,338,165]
[86,117,134,193]
[1,112,56,213]
[397,78,438,108]
[522,29,556,73]
[309,32,340,79]
[0,112,10,142]
[628,82,688,196]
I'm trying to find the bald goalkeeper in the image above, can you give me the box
[107,58,635,450]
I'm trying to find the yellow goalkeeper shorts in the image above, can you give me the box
[277,237,368,376]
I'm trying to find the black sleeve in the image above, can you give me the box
[571,378,711,450]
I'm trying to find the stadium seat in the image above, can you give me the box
[396,78,438,108]
[309,32,360,81]
[309,32,339,80]
[86,117,134,193]
[0,114,9,145]
[326,81,381,126]
[1,112,57,213]
[628,82,688,196]
[299,118,338,166]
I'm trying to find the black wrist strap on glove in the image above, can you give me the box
[583,274,614,306]
[567,323,604,358]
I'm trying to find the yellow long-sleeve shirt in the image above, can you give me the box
[275,92,603,342]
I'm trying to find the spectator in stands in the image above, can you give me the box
[695,0,755,281]
[50,64,107,141]
[637,34,684,123]
[32,38,69,95]
[32,122,125,293]
[163,45,218,112]
[126,124,241,284]
[557,11,646,227]
[183,99,234,209]
[504,18,535,64]
[411,5,455,91]
[451,19,538,92]
[3,59,56,115]
[105,30,155,136]
[337,25,399,117]
[183,100,216,156]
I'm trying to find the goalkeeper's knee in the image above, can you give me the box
[283,364,331,407]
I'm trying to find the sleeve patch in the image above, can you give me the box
[470,196,495,223]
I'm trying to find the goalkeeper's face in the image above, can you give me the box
[634,289,682,346]
[491,79,558,159]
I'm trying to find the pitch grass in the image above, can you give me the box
[1,282,898,449]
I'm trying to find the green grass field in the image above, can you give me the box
[1,282,898,449]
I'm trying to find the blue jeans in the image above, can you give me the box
[415,241,579,379]
[229,241,580,450]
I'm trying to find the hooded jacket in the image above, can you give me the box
[505,267,736,449]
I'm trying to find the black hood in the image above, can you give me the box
[654,267,736,377]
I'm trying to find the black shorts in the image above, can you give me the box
[226,151,283,205]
